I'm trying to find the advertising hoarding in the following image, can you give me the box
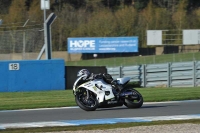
[67,37,138,53]
[147,30,162,45]
[183,30,200,45]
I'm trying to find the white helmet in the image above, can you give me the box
[77,69,90,77]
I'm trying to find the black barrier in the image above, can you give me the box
[65,66,107,89]
[163,46,179,54]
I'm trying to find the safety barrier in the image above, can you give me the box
[107,61,200,87]
[0,59,65,92]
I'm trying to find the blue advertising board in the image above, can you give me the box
[67,37,138,53]
[0,59,65,92]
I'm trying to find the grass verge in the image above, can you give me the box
[0,87,200,110]
[66,52,200,66]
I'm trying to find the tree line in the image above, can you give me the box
[0,0,200,50]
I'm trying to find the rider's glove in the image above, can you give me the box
[94,73,103,79]
[88,73,94,80]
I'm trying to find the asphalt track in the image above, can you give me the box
[0,100,200,129]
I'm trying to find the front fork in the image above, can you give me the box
[73,88,90,99]
[86,89,89,99]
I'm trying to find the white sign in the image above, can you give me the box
[9,63,20,70]
[147,30,162,45]
[41,0,50,10]
[183,30,200,45]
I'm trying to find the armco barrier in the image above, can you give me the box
[107,61,200,88]
[0,59,65,92]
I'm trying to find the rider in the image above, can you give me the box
[77,69,121,92]
[77,69,103,81]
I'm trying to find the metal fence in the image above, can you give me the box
[0,28,44,60]
[107,61,200,88]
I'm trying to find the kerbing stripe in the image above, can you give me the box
[61,118,150,125]
[0,122,77,129]
[0,114,200,129]
[0,126,6,130]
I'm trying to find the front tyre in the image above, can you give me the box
[75,88,98,111]
[123,87,143,108]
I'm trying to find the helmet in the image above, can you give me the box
[77,69,90,77]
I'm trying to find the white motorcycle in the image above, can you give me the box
[73,72,143,111]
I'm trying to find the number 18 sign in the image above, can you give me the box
[9,63,20,70]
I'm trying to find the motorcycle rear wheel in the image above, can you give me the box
[123,87,143,108]
[75,88,98,111]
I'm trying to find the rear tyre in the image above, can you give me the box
[123,87,143,108]
[75,88,98,111]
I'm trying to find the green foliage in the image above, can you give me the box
[172,0,188,29]
[1,1,200,50]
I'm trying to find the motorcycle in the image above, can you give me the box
[73,73,143,111]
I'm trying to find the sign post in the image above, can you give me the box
[41,0,50,59]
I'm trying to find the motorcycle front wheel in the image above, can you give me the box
[75,88,98,111]
[123,87,143,108]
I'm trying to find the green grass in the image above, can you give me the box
[0,90,74,110]
[0,87,200,110]
[66,52,200,66]
[138,87,200,102]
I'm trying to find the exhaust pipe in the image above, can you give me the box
[119,91,138,98]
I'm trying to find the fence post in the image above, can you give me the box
[193,61,196,87]
[143,64,146,87]
[119,66,123,78]
[167,62,171,88]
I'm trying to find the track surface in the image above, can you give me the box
[0,100,200,124]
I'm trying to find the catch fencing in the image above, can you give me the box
[0,28,44,60]
[107,61,200,87]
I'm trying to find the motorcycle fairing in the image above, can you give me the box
[77,79,115,103]
[117,77,130,85]
[73,75,85,95]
